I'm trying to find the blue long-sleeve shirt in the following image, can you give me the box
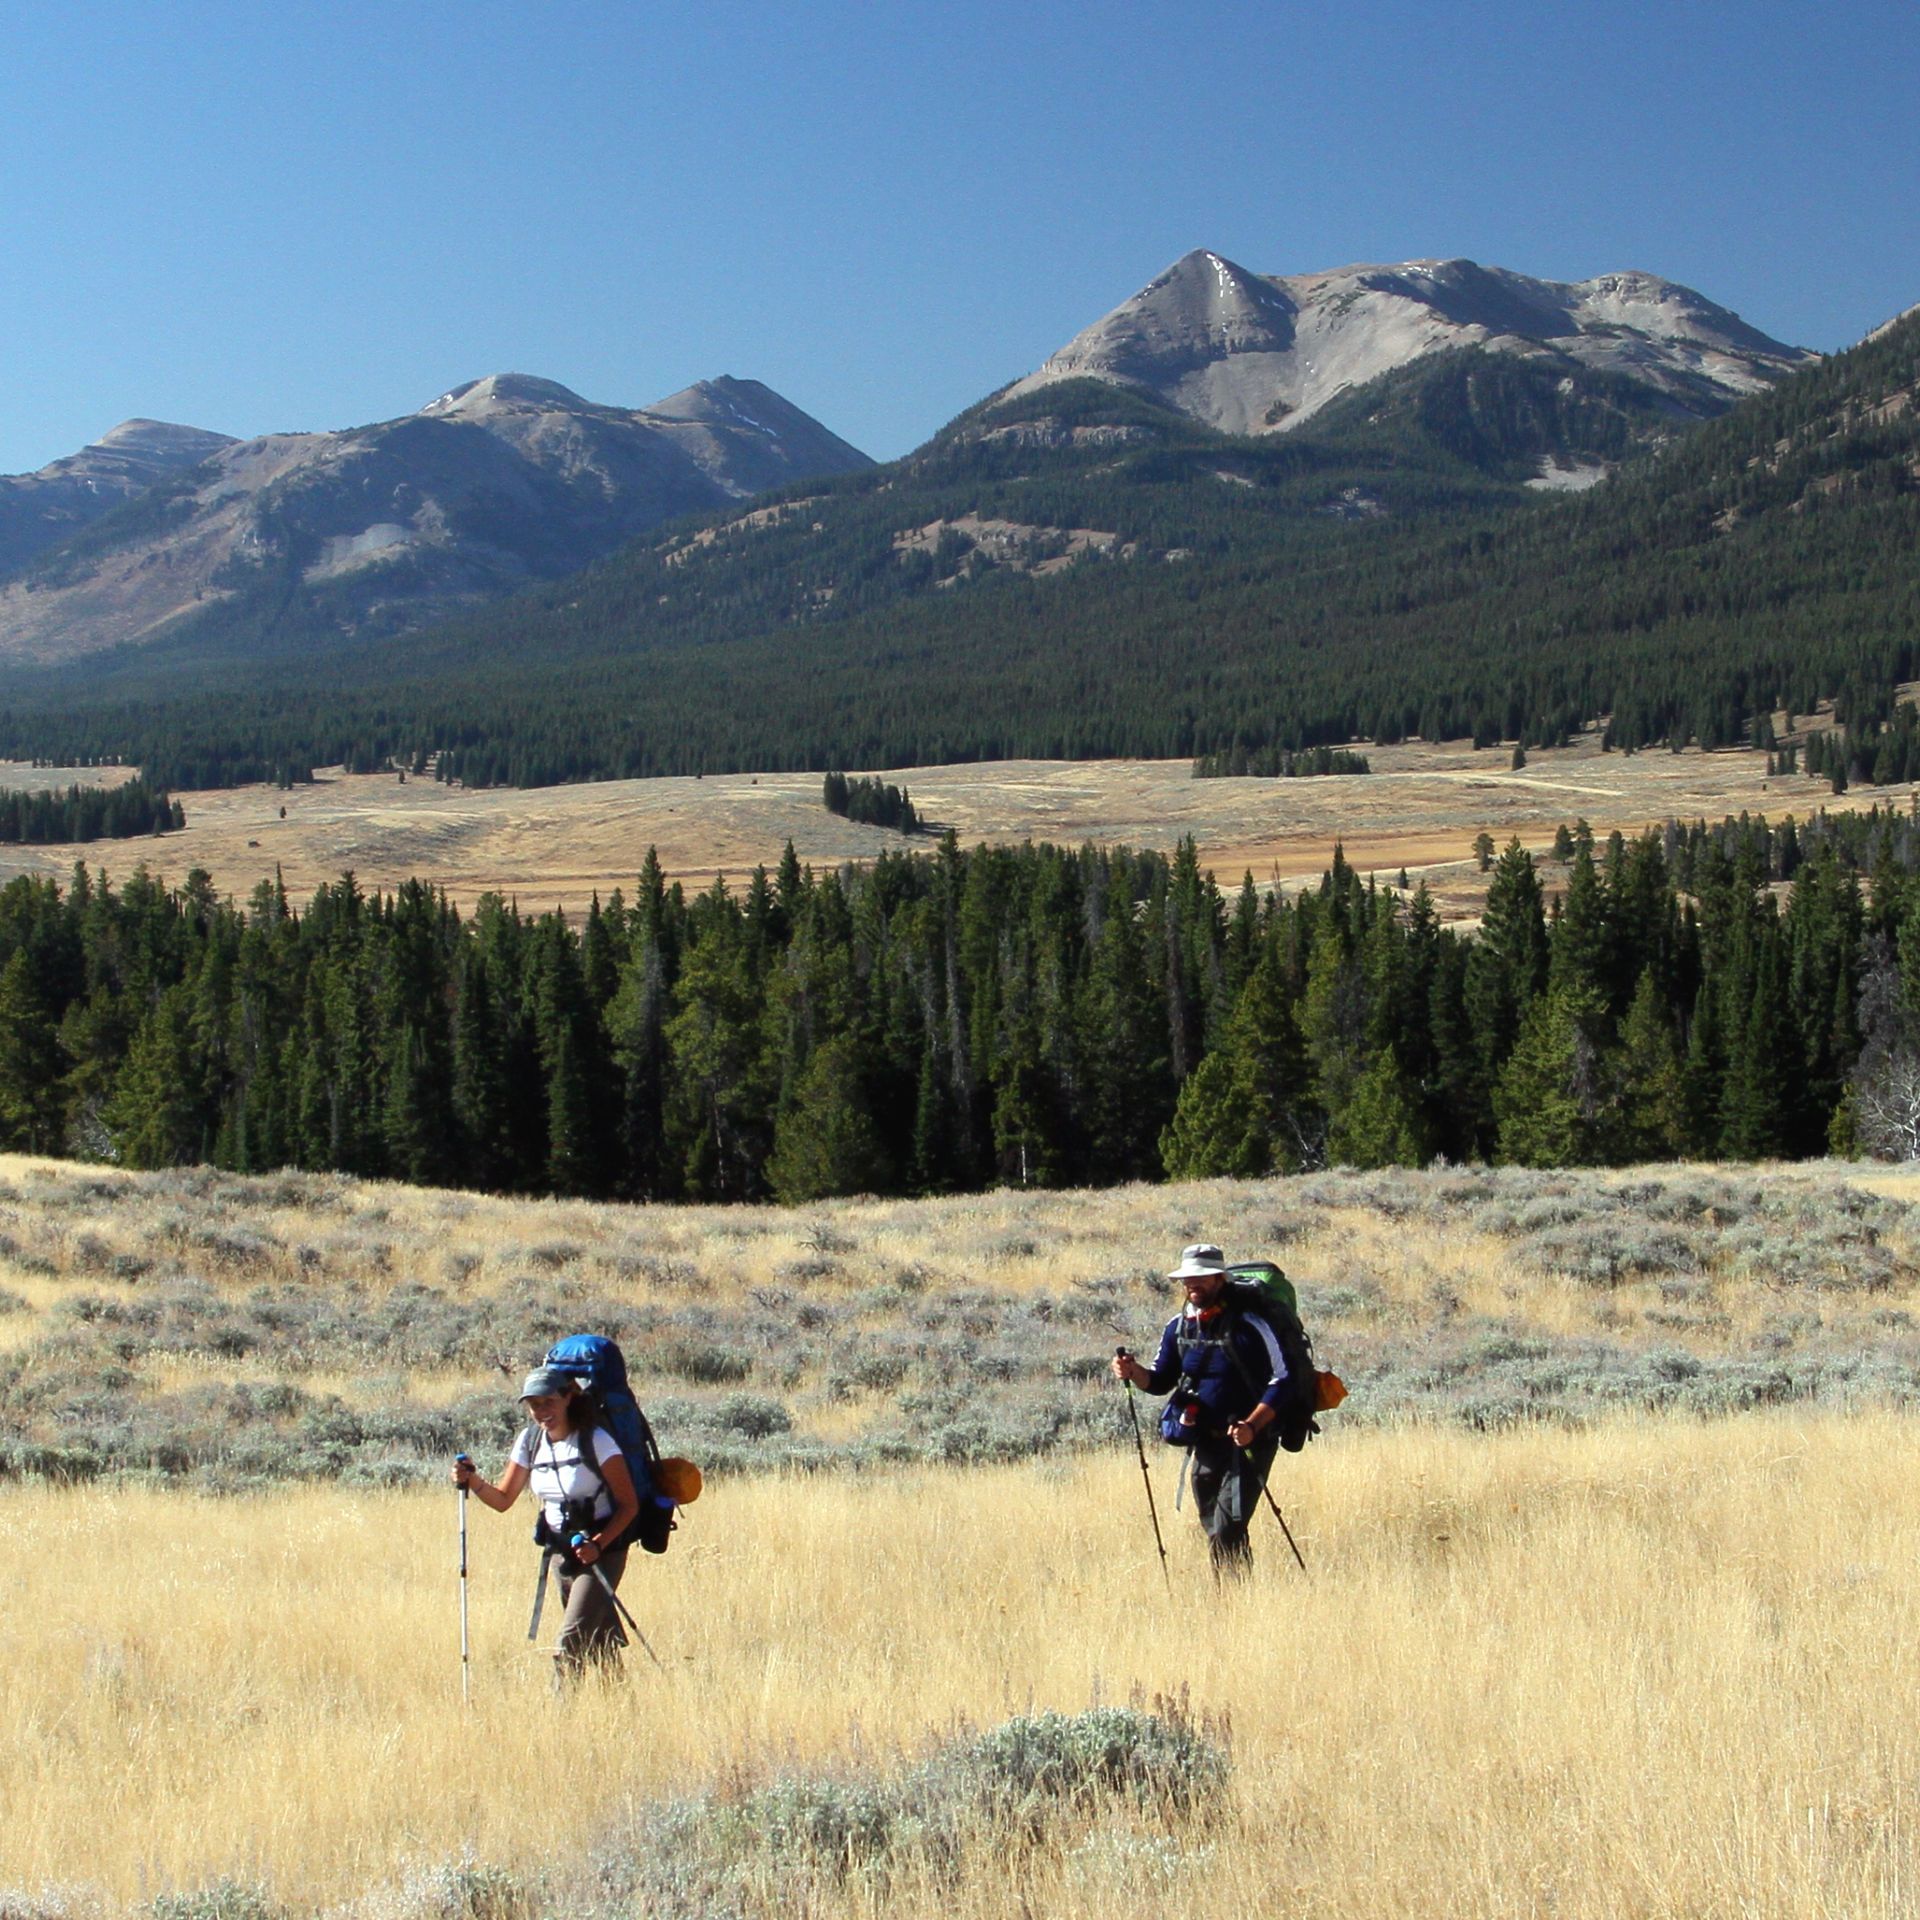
[1142,1302,1288,1442]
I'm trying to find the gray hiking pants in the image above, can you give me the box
[553,1545,631,1679]
[1188,1435,1279,1578]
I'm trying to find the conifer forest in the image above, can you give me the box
[8,809,1920,1200]
[0,779,181,844]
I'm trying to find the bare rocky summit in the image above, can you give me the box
[1007,249,1815,435]
[0,375,869,665]
[0,418,237,574]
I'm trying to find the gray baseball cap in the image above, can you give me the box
[518,1366,576,1401]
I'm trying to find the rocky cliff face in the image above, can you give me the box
[0,375,871,665]
[0,419,237,574]
[1007,249,1815,435]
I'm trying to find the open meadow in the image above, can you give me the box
[1,733,1909,922]
[3,1152,1920,1913]
[3,1420,1917,1917]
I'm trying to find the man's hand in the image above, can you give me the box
[1228,1409,1274,1449]
[1111,1349,1149,1389]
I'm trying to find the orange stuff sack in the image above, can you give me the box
[1314,1369,1348,1413]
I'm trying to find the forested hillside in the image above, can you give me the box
[4,308,1912,790]
[6,807,1920,1196]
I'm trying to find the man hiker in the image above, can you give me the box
[1111,1243,1289,1578]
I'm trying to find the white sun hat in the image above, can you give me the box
[1167,1243,1228,1279]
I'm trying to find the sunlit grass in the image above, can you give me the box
[2,1412,1916,1915]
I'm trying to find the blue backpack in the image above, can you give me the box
[543,1334,676,1553]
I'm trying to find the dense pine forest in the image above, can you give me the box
[6,810,1920,1196]
[1,310,1914,791]
[0,779,181,844]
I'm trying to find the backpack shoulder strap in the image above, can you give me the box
[630,1400,661,1465]
[569,1418,609,1491]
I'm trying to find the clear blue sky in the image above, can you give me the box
[2,0,1915,474]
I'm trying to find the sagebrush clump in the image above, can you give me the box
[4,1157,1920,1484]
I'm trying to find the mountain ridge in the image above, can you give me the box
[1006,248,1814,439]
[0,418,237,575]
[0,373,871,664]
[1,270,1912,794]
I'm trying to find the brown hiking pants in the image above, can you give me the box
[552,1545,631,1679]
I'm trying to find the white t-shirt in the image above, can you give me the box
[510,1423,623,1533]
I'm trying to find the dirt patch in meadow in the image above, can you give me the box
[0,736,1903,921]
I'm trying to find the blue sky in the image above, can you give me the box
[2,0,1915,473]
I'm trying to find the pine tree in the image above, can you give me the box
[1614,968,1686,1161]
[103,986,203,1167]
[1328,1048,1429,1168]
[767,1033,888,1202]
[447,952,511,1189]
[1076,879,1171,1182]
[545,1026,597,1196]
[1298,922,1367,1128]
[1466,840,1548,1072]
[1160,945,1314,1177]
[384,1022,452,1185]
[605,935,672,1200]
[1720,931,1797,1159]
[1679,979,1727,1156]
[664,894,773,1199]
[1549,841,1608,1004]
[0,952,61,1151]
[1493,984,1614,1167]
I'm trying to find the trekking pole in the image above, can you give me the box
[454,1454,472,1703]
[1245,1445,1308,1573]
[1115,1349,1172,1595]
[569,1534,665,1670]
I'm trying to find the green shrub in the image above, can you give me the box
[598,1706,1227,1915]
[147,1883,283,1920]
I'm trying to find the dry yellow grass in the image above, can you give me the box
[0,734,1906,922]
[2,1412,1916,1916]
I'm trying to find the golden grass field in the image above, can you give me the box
[2,1414,1917,1917]
[3,1151,1920,1913]
[2,732,1909,922]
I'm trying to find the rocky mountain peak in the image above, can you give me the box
[0,417,238,575]
[420,373,595,418]
[0,368,872,664]
[88,419,237,462]
[1006,249,1814,437]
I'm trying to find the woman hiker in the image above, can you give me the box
[451,1366,641,1681]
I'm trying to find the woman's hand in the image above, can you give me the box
[456,1459,526,1513]
[574,1538,602,1567]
